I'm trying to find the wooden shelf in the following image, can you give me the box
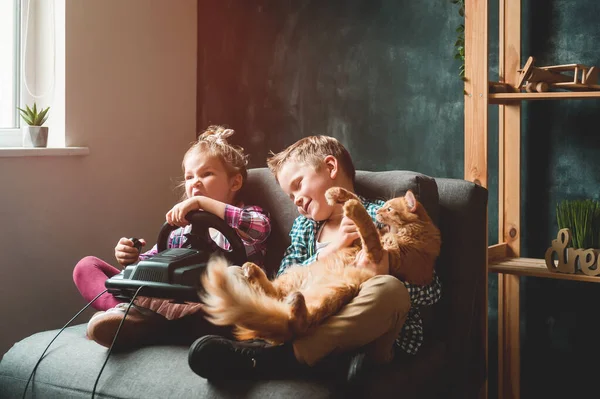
[489,257,600,283]
[490,91,600,104]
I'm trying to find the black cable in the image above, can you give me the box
[91,285,146,399]
[22,289,110,399]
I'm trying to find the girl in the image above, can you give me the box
[73,125,271,348]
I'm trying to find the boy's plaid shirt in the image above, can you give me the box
[139,204,271,266]
[277,196,442,355]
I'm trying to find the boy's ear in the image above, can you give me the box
[324,155,339,179]
[230,174,243,192]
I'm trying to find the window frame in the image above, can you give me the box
[0,0,21,145]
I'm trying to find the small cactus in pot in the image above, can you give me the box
[17,102,50,147]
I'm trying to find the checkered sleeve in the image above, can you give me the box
[138,245,157,261]
[277,217,317,276]
[362,197,385,227]
[405,272,443,306]
[138,227,187,261]
[223,205,271,245]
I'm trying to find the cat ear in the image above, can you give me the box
[405,190,417,212]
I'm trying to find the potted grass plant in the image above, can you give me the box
[556,199,600,249]
[17,102,50,147]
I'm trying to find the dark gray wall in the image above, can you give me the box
[197,1,600,398]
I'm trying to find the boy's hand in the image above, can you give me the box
[337,215,360,247]
[355,249,390,276]
[115,237,146,267]
[319,216,360,258]
[166,198,201,227]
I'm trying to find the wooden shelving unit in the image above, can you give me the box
[489,257,600,283]
[464,1,600,399]
[490,91,600,103]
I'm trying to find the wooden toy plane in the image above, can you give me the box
[517,56,600,92]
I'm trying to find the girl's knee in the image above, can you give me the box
[75,256,102,267]
[73,256,117,282]
[73,256,101,279]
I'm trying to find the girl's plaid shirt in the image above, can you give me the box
[276,196,442,355]
[139,204,271,266]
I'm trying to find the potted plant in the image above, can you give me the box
[556,199,600,249]
[17,102,50,147]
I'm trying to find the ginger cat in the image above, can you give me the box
[200,188,441,344]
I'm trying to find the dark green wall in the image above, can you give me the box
[518,1,600,398]
[487,1,600,398]
[196,0,464,177]
[197,1,600,398]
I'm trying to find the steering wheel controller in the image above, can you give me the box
[105,211,247,303]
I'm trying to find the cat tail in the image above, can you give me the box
[199,257,294,342]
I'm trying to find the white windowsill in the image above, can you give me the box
[0,147,89,157]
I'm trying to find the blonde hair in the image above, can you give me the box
[267,135,355,183]
[178,125,248,199]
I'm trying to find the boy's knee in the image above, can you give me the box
[364,275,411,314]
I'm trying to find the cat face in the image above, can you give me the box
[375,190,420,227]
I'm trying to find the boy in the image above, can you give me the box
[188,135,442,381]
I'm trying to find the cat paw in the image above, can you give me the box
[242,262,265,282]
[325,187,357,205]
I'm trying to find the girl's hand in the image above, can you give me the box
[114,237,146,267]
[166,197,201,227]
[355,249,390,275]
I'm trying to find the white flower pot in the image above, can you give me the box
[22,126,49,148]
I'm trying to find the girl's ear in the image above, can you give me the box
[324,155,339,179]
[405,190,417,212]
[230,174,243,192]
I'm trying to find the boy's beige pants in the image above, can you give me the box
[226,268,410,366]
[292,275,410,366]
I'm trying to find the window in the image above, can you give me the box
[0,0,65,148]
[0,0,20,141]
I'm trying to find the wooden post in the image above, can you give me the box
[498,1,521,398]
[464,1,488,399]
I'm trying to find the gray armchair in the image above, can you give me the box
[0,168,488,399]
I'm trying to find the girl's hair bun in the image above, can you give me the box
[199,126,234,145]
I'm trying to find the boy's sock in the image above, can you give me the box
[188,335,303,380]
[86,302,169,349]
